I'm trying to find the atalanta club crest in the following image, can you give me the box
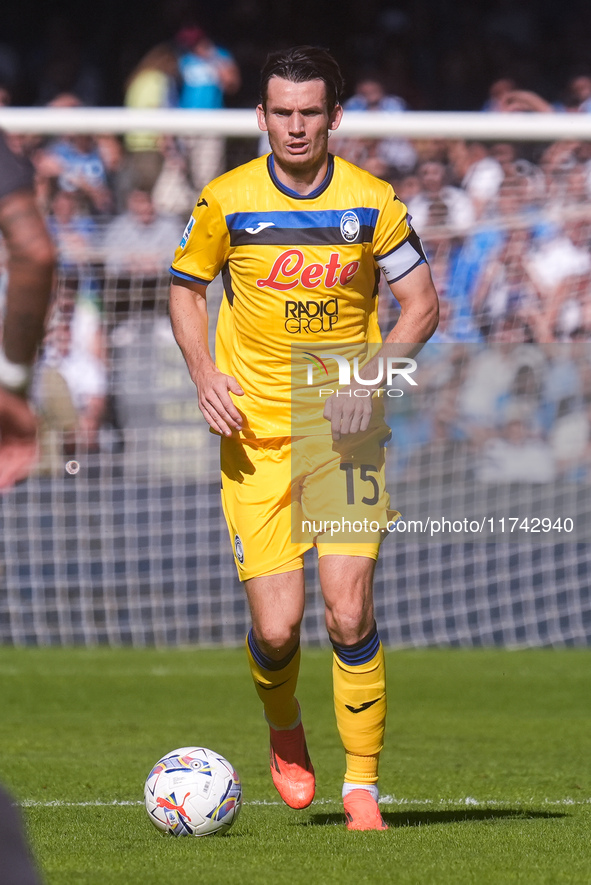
[340,211,360,242]
[234,534,244,564]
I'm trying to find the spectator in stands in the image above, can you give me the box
[493,74,591,115]
[567,264,591,339]
[485,144,546,217]
[102,188,181,277]
[481,77,516,111]
[563,74,591,113]
[345,72,406,113]
[406,159,475,237]
[475,402,555,483]
[543,267,591,343]
[539,141,584,203]
[176,25,241,190]
[123,43,180,193]
[450,165,553,343]
[124,45,194,216]
[458,336,525,441]
[94,134,134,216]
[47,189,99,274]
[564,158,590,204]
[524,219,591,340]
[391,343,470,477]
[37,291,108,456]
[339,72,417,177]
[496,362,546,433]
[177,25,241,109]
[489,141,518,178]
[490,171,538,225]
[448,140,504,217]
[472,228,540,339]
[151,138,196,218]
[549,394,590,477]
[35,94,112,216]
[395,171,421,205]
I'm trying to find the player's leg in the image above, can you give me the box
[220,435,315,807]
[245,569,315,809]
[319,553,388,830]
[245,568,305,729]
[297,418,391,827]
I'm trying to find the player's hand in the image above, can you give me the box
[323,384,374,441]
[0,388,38,491]
[195,368,245,436]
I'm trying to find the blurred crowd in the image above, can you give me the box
[386,340,591,486]
[0,0,590,476]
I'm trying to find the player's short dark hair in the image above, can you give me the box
[260,46,344,111]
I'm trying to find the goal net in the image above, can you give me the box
[0,108,590,646]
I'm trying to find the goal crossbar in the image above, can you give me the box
[1,108,591,140]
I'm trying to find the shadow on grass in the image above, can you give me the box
[305,809,567,828]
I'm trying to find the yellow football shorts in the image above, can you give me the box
[220,425,394,581]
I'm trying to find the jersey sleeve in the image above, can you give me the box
[372,184,427,285]
[170,186,230,285]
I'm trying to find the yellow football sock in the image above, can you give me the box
[332,626,386,785]
[246,630,300,730]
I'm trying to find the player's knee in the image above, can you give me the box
[253,625,300,660]
[325,603,373,647]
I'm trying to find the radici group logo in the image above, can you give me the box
[302,350,418,397]
[285,298,339,333]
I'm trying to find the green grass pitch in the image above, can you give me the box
[1,646,590,884]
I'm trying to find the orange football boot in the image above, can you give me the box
[269,721,315,809]
[343,789,388,831]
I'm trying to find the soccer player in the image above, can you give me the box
[169,46,439,830]
[0,131,54,881]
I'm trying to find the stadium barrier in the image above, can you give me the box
[0,107,590,646]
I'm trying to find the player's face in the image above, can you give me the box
[257,77,342,178]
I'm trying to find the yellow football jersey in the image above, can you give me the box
[171,153,425,438]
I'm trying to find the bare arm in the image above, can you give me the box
[382,260,440,347]
[217,57,241,96]
[169,279,244,436]
[324,262,439,439]
[0,189,56,490]
[1,190,55,364]
[498,90,554,113]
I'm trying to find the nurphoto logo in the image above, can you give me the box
[302,351,418,397]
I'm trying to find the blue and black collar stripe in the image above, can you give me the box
[267,152,335,199]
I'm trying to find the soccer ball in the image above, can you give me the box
[144,746,242,836]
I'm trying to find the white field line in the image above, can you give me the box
[17,796,591,809]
